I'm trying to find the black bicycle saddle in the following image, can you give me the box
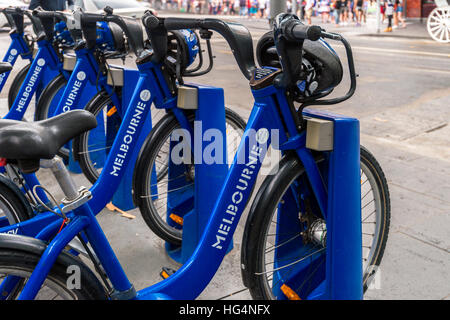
[0,62,12,75]
[0,110,97,173]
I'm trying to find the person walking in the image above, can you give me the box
[239,0,247,15]
[332,0,342,25]
[354,0,363,26]
[304,0,315,24]
[29,0,74,10]
[318,0,330,23]
[383,0,394,32]
[394,0,406,28]
[259,0,266,17]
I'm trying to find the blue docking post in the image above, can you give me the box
[67,81,99,173]
[304,108,363,300]
[166,84,230,263]
[111,68,146,210]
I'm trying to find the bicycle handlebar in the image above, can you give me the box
[283,20,322,42]
[81,9,144,56]
[1,7,25,34]
[142,13,256,80]
[32,10,67,22]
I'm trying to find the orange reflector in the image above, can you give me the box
[160,270,169,279]
[169,213,184,226]
[106,106,117,117]
[281,284,301,300]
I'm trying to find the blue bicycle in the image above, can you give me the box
[0,13,389,300]
[0,8,40,109]
[0,8,134,217]
[0,8,245,226]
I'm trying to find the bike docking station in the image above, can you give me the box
[108,66,145,210]
[283,107,363,300]
[62,59,141,180]
[71,61,144,210]
[164,83,231,264]
[55,52,103,174]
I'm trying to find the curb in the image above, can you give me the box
[361,33,431,40]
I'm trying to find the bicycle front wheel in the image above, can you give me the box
[241,146,390,299]
[73,91,166,184]
[0,249,107,300]
[133,108,246,245]
[7,63,30,109]
[0,175,33,226]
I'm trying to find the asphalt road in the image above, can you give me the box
[0,15,448,300]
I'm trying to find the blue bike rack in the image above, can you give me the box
[295,108,362,300]
[166,84,231,264]
[111,67,149,211]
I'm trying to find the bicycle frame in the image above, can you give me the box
[0,38,69,205]
[0,58,174,230]
[0,38,127,207]
[49,48,121,118]
[0,54,360,299]
[4,38,67,121]
[0,32,33,93]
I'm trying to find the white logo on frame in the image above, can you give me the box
[37,58,46,67]
[140,89,151,102]
[10,49,18,56]
[76,71,86,81]
[256,128,269,144]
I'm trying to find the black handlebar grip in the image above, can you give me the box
[1,7,22,14]
[80,13,106,24]
[285,21,322,41]
[142,13,160,29]
[164,18,205,30]
[33,10,67,22]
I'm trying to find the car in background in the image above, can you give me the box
[72,0,155,18]
[0,0,28,28]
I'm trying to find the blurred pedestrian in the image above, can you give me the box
[354,0,363,25]
[383,0,394,32]
[318,0,330,23]
[239,0,247,15]
[341,0,350,25]
[259,0,266,17]
[361,0,368,23]
[332,0,342,25]
[380,0,385,23]
[304,0,315,24]
[287,0,292,13]
[394,0,406,28]
[29,0,73,10]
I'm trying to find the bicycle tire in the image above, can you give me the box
[241,147,390,299]
[72,90,124,184]
[7,63,30,109]
[133,109,246,245]
[0,248,107,300]
[0,174,33,225]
